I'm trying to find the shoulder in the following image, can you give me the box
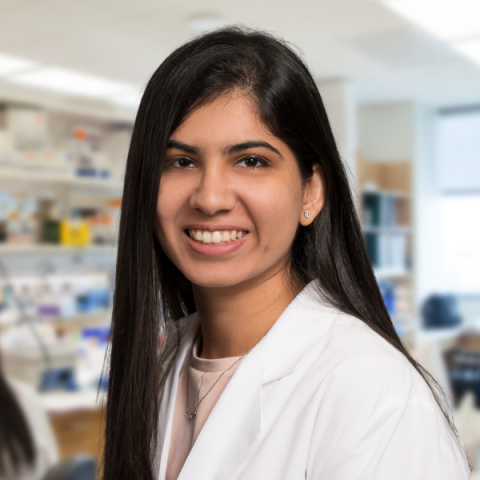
[304,312,469,477]
[308,310,430,416]
[7,377,46,418]
[6,377,59,468]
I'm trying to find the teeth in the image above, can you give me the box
[188,229,248,245]
[212,232,222,244]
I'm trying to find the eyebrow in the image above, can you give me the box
[166,139,283,159]
[223,141,282,158]
[166,140,201,155]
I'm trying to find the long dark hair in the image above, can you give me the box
[103,26,463,480]
[0,364,36,474]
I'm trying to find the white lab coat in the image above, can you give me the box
[156,281,470,480]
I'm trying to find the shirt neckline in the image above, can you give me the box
[190,331,243,373]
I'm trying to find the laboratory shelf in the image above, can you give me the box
[0,244,117,256]
[0,166,124,191]
[373,268,412,280]
[362,225,411,234]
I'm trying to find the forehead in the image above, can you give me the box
[169,94,276,147]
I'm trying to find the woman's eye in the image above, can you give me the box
[172,157,196,168]
[238,156,266,168]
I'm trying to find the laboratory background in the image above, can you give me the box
[0,0,479,478]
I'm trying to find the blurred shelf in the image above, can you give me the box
[362,188,410,199]
[0,310,111,333]
[363,225,411,233]
[374,268,411,280]
[45,311,112,331]
[0,166,124,191]
[416,324,472,342]
[0,244,117,255]
[41,389,104,414]
[0,79,136,124]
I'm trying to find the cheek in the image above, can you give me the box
[245,181,302,251]
[155,178,185,246]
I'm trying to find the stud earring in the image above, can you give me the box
[304,210,311,219]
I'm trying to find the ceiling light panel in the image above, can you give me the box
[9,67,135,98]
[379,0,480,40]
[455,38,480,65]
[109,89,143,109]
[0,53,37,76]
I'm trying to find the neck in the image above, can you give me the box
[193,266,302,359]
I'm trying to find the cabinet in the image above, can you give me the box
[357,158,414,333]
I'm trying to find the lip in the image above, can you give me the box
[184,230,248,257]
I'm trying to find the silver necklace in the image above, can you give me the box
[185,346,251,420]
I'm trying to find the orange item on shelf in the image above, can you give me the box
[73,129,88,140]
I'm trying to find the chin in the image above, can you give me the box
[188,274,245,290]
[181,265,251,290]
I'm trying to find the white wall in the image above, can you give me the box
[317,79,357,186]
[413,106,443,306]
[358,102,442,311]
[359,103,416,163]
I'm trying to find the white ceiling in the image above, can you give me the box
[0,0,479,107]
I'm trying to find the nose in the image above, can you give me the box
[189,165,236,216]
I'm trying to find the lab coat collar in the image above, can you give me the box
[158,280,338,480]
[257,279,338,384]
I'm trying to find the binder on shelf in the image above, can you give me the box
[379,233,390,268]
[365,232,379,267]
[363,193,381,226]
[362,189,409,271]
[382,195,397,227]
[389,233,407,270]
[363,231,409,271]
[362,191,398,228]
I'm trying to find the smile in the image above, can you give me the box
[186,229,248,245]
[187,229,248,245]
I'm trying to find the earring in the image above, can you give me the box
[304,210,311,219]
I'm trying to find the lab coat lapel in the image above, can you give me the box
[177,343,262,480]
[176,280,337,480]
[259,280,338,384]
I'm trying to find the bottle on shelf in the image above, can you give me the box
[39,199,61,245]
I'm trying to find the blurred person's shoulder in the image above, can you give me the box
[6,377,58,478]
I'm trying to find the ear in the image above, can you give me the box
[299,163,324,226]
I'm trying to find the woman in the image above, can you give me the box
[103,27,470,480]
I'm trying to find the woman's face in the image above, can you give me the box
[155,93,322,289]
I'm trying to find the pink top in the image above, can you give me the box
[165,332,244,480]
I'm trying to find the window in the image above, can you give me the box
[437,109,480,294]
[439,195,480,293]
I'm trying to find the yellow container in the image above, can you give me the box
[60,219,90,246]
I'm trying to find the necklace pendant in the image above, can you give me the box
[185,410,197,420]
